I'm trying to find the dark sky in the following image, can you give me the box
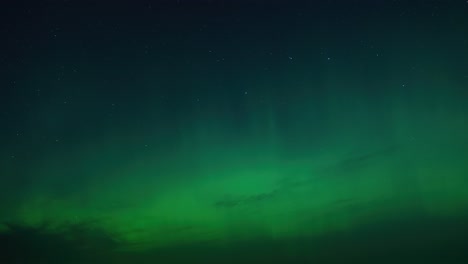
[1,1,468,263]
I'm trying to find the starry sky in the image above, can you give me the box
[1,1,468,263]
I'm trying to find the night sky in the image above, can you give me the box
[1,1,468,263]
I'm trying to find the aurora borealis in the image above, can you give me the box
[1,1,468,263]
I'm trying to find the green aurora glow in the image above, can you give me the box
[1,1,468,263]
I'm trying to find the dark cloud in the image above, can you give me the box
[0,221,119,263]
